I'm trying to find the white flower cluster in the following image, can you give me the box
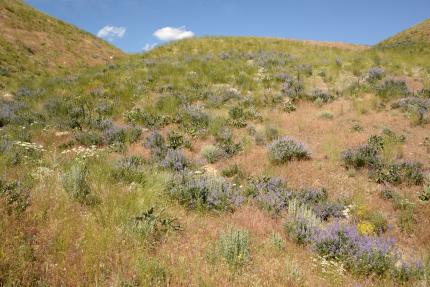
[254,67,270,81]
[61,145,105,159]
[13,141,46,152]
[31,166,55,180]
[313,255,346,277]
[342,204,354,220]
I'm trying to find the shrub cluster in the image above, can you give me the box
[376,79,409,99]
[342,135,424,185]
[111,156,146,184]
[0,179,30,214]
[268,137,311,164]
[132,207,181,243]
[312,222,396,276]
[124,107,171,128]
[166,172,244,211]
[367,67,385,82]
[246,176,292,214]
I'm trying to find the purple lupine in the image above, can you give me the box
[312,222,396,276]
[161,149,188,171]
[249,176,292,214]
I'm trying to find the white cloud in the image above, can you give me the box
[143,43,158,51]
[97,25,126,41]
[153,26,194,41]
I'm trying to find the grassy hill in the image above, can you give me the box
[1,4,430,287]
[378,18,430,49]
[0,0,123,90]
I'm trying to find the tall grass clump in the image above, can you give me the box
[268,137,311,164]
[62,161,98,205]
[218,228,251,269]
[111,156,146,184]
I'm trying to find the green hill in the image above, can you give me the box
[1,3,430,287]
[378,18,430,49]
[0,0,123,89]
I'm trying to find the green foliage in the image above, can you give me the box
[111,156,146,184]
[167,130,184,149]
[132,207,181,243]
[62,161,98,206]
[0,179,29,214]
[218,228,251,269]
[201,144,224,164]
[268,137,311,164]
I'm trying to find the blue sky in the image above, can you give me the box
[26,0,429,53]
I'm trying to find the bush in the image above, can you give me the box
[341,144,381,169]
[376,79,409,99]
[281,76,304,101]
[167,130,184,149]
[111,156,146,184]
[295,187,328,205]
[312,222,395,276]
[218,228,251,269]
[367,67,385,82]
[246,176,292,214]
[201,145,224,164]
[0,179,29,214]
[268,137,311,164]
[370,161,424,185]
[221,164,244,178]
[318,111,334,119]
[215,127,242,157]
[161,149,188,171]
[180,104,209,132]
[390,261,424,282]
[124,107,171,128]
[307,90,334,104]
[166,172,243,211]
[132,207,181,243]
[313,202,345,221]
[284,200,321,244]
[419,183,430,201]
[144,130,167,160]
[62,161,97,205]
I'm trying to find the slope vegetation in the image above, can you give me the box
[0,0,123,89]
[378,18,430,49]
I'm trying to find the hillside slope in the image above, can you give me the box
[0,0,123,89]
[378,18,430,48]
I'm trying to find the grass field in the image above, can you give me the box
[1,3,430,286]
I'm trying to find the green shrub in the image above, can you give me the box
[111,156,146,184]
[166,173,243,211]
[218,228,251,269]
[284,200,321,244]
[318,111,334,119]
[167,130,184,149]
[201,145,224,164]
[0,179,29,214]
[132,207,180,243]
[215,127,242,157]
[268,137,311,164]
[221,164,244,178]
[62,161,97,205]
